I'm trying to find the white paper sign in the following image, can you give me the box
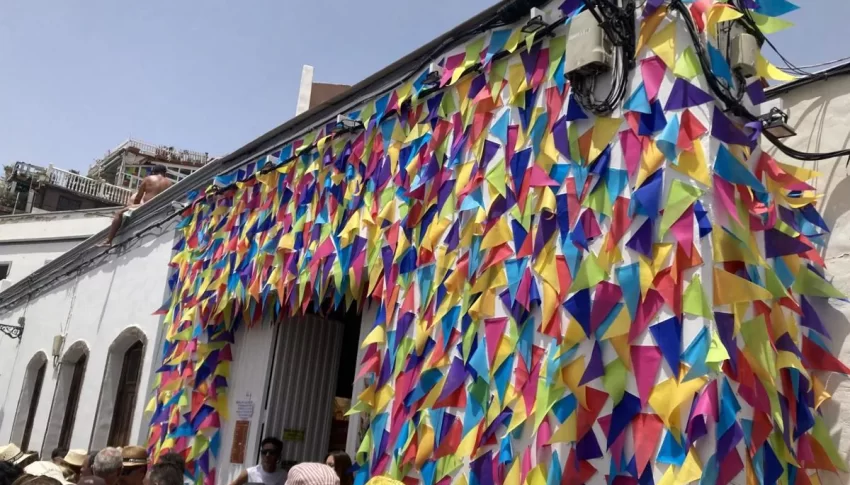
[236,400,255,420]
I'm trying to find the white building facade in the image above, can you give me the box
[0,3,849,485]
[0,209,112,288]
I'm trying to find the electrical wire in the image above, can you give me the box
[568,0,636,114]
[778,56,850,72]
[671,0,850,162]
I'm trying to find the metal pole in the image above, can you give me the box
[12,192,19,215]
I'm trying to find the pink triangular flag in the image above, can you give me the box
[631,345,662,406]
[620,129,642,178]
[485,317,508,366]
[640,56,667,102]
[670,205,695,257]
[713,174,741,225]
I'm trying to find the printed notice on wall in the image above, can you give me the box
[283,428,305,442]
[230,420,250,464]
[236,400,255,420]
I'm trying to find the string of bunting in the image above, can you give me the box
[146,0,850,484]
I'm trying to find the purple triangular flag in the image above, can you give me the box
[579,340,605,385]
[764,229,812,258]
[626,218,654,257]
[711,107,751,146]
[665,78,713,110]
[800,296,831,339]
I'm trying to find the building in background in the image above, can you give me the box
[0,208,113,288]
[1,140,212,216]
[1,162,132,214]
[87,138,213,192]
[295,65,350,116]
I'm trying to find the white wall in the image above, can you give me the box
[0,209,113,242]
[0,227,175,453]
[0,209,113,284]
[0,240,87,286]
[768,74,850,485]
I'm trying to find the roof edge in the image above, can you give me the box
[0,0,526,313]
[765,60,850,99]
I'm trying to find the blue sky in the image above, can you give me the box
[0,0,844,172]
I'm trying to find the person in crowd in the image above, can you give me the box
[227,437,286,485]
[118,448,147,485]
[283,464,338,485]
[22,462,70,485]
[0,462,23,485]
[364,478,402,485]
[78,477,106,485]
[0,445,37,468]
[80,452,99,479]
[91,449,122,485]
[11,476,61,485]
[143,465,181,485]
[59,450,86,483]
[323,452,351,485]
[153,454,189,485]
[97,164,173,247]
[49,451,67,469]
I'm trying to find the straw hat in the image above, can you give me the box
[23,461,73,485]
[285,463,339,485]
[0,444,37,465]
[365,478,404,485]
[121,446,148,468]
[62,449,88,469]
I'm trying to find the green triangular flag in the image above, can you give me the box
[682,275,713,319]
[569,252,608,292]
[792,266,845,298]
[658,180,703,237]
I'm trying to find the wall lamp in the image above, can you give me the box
[522,8,551,34]
[0,316,25,340]
[333,115,364,135]
[760,107,797,139]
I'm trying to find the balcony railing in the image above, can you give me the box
[88,138,211,178]
[46,165,133,206]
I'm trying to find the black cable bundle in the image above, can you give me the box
[568,0,637,115]
[669,0,850,162]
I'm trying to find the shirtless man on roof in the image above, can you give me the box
[98,164,172,247]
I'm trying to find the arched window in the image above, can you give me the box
[107,341,144,445]
[43,341,88,455]
[58,353,86,448]
[90,327,147,450]
[11,352,48,451]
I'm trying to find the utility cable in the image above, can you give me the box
[569,0,636,114]
[671,0,850,162]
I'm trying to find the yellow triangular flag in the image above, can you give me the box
[713,268,774,305]
[757,52,796,82]
[675,448,703,484]
[590,117,622,161]
[648,21,677,67]
[707,4,743,36]
[672,139,711,186]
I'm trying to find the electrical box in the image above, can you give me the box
[52,335,65,359]
[731,33,758,78]
[564,9,613,75]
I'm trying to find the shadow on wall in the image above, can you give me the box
[773,85,850,484]
[816,297,850,485]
